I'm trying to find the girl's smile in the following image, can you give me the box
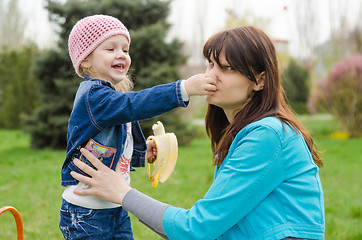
[81,35,131,86]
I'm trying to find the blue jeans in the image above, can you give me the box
[59,199,134,240]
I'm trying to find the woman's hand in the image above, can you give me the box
[70,148,132,205]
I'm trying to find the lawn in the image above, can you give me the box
[0,115,361,239]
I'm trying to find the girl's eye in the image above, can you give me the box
[208,61,214,68]
[106,48,114,52]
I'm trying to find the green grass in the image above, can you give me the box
[299,114,362,239]
[0,115,361,239]
[317,138,362,239]
[0,129,65,239]
[297,114,341,137]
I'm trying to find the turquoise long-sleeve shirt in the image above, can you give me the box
[162,117,324,240]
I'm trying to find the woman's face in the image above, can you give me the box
[205,50,258,120]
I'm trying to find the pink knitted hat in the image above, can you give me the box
[68,15,131,77]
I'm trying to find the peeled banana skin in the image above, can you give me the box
[146,121,178,189]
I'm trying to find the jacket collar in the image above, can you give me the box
[83,74,115,90]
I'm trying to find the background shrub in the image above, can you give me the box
[310,55,362,137]
[281,59,311,114]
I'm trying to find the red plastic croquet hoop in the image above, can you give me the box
[0,206,24,240]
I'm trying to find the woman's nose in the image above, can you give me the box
[206,66,219,78]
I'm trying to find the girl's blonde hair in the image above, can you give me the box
[114,77,134,93]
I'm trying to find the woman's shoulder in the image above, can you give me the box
[245,116,283,132]
[237,116,294,140]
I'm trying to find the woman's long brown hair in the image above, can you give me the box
[204,26,323,168]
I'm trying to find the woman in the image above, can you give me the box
[71,26,325,240]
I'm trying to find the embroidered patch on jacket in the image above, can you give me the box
[81,139,117,169]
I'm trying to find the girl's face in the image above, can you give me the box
[205,50,260,121]
[81,35,131,86]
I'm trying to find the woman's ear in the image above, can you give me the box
[253,71,265,91]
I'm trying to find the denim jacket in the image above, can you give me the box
[61,75,188,186]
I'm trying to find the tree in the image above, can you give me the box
[0,0,27,51]
[0,0,38,129]
[225,8,270,31]
[292,0,320,60]
[0,46,38,128]
[316,0,362,77]
[310,55,362,138]
[24,0,193,149]
[281,59,310,114]
[22,49,74,148]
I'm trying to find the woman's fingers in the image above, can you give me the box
[72,157,97,177]
[70,168,93,186]
[69,147,132,204]
[72,185,96,196]
[80,148,106,170]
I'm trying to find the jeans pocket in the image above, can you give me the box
[60,200,133,239]
[74,206,97,221]
[70,207,105,239]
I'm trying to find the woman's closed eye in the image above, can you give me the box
[208,61,215,68]
[222,65,235,71]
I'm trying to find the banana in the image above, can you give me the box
[146,121,178,189]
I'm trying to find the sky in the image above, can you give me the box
[166,0,361,59]
[17,0,361,57]
[19,0,58,49]
[168,0,292,41]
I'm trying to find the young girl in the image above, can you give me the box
[59,14,216,239]
[71,26,325,240]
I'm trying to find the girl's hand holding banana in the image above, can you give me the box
[146,121,178,189]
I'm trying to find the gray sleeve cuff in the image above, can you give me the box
[122,189,170,239]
